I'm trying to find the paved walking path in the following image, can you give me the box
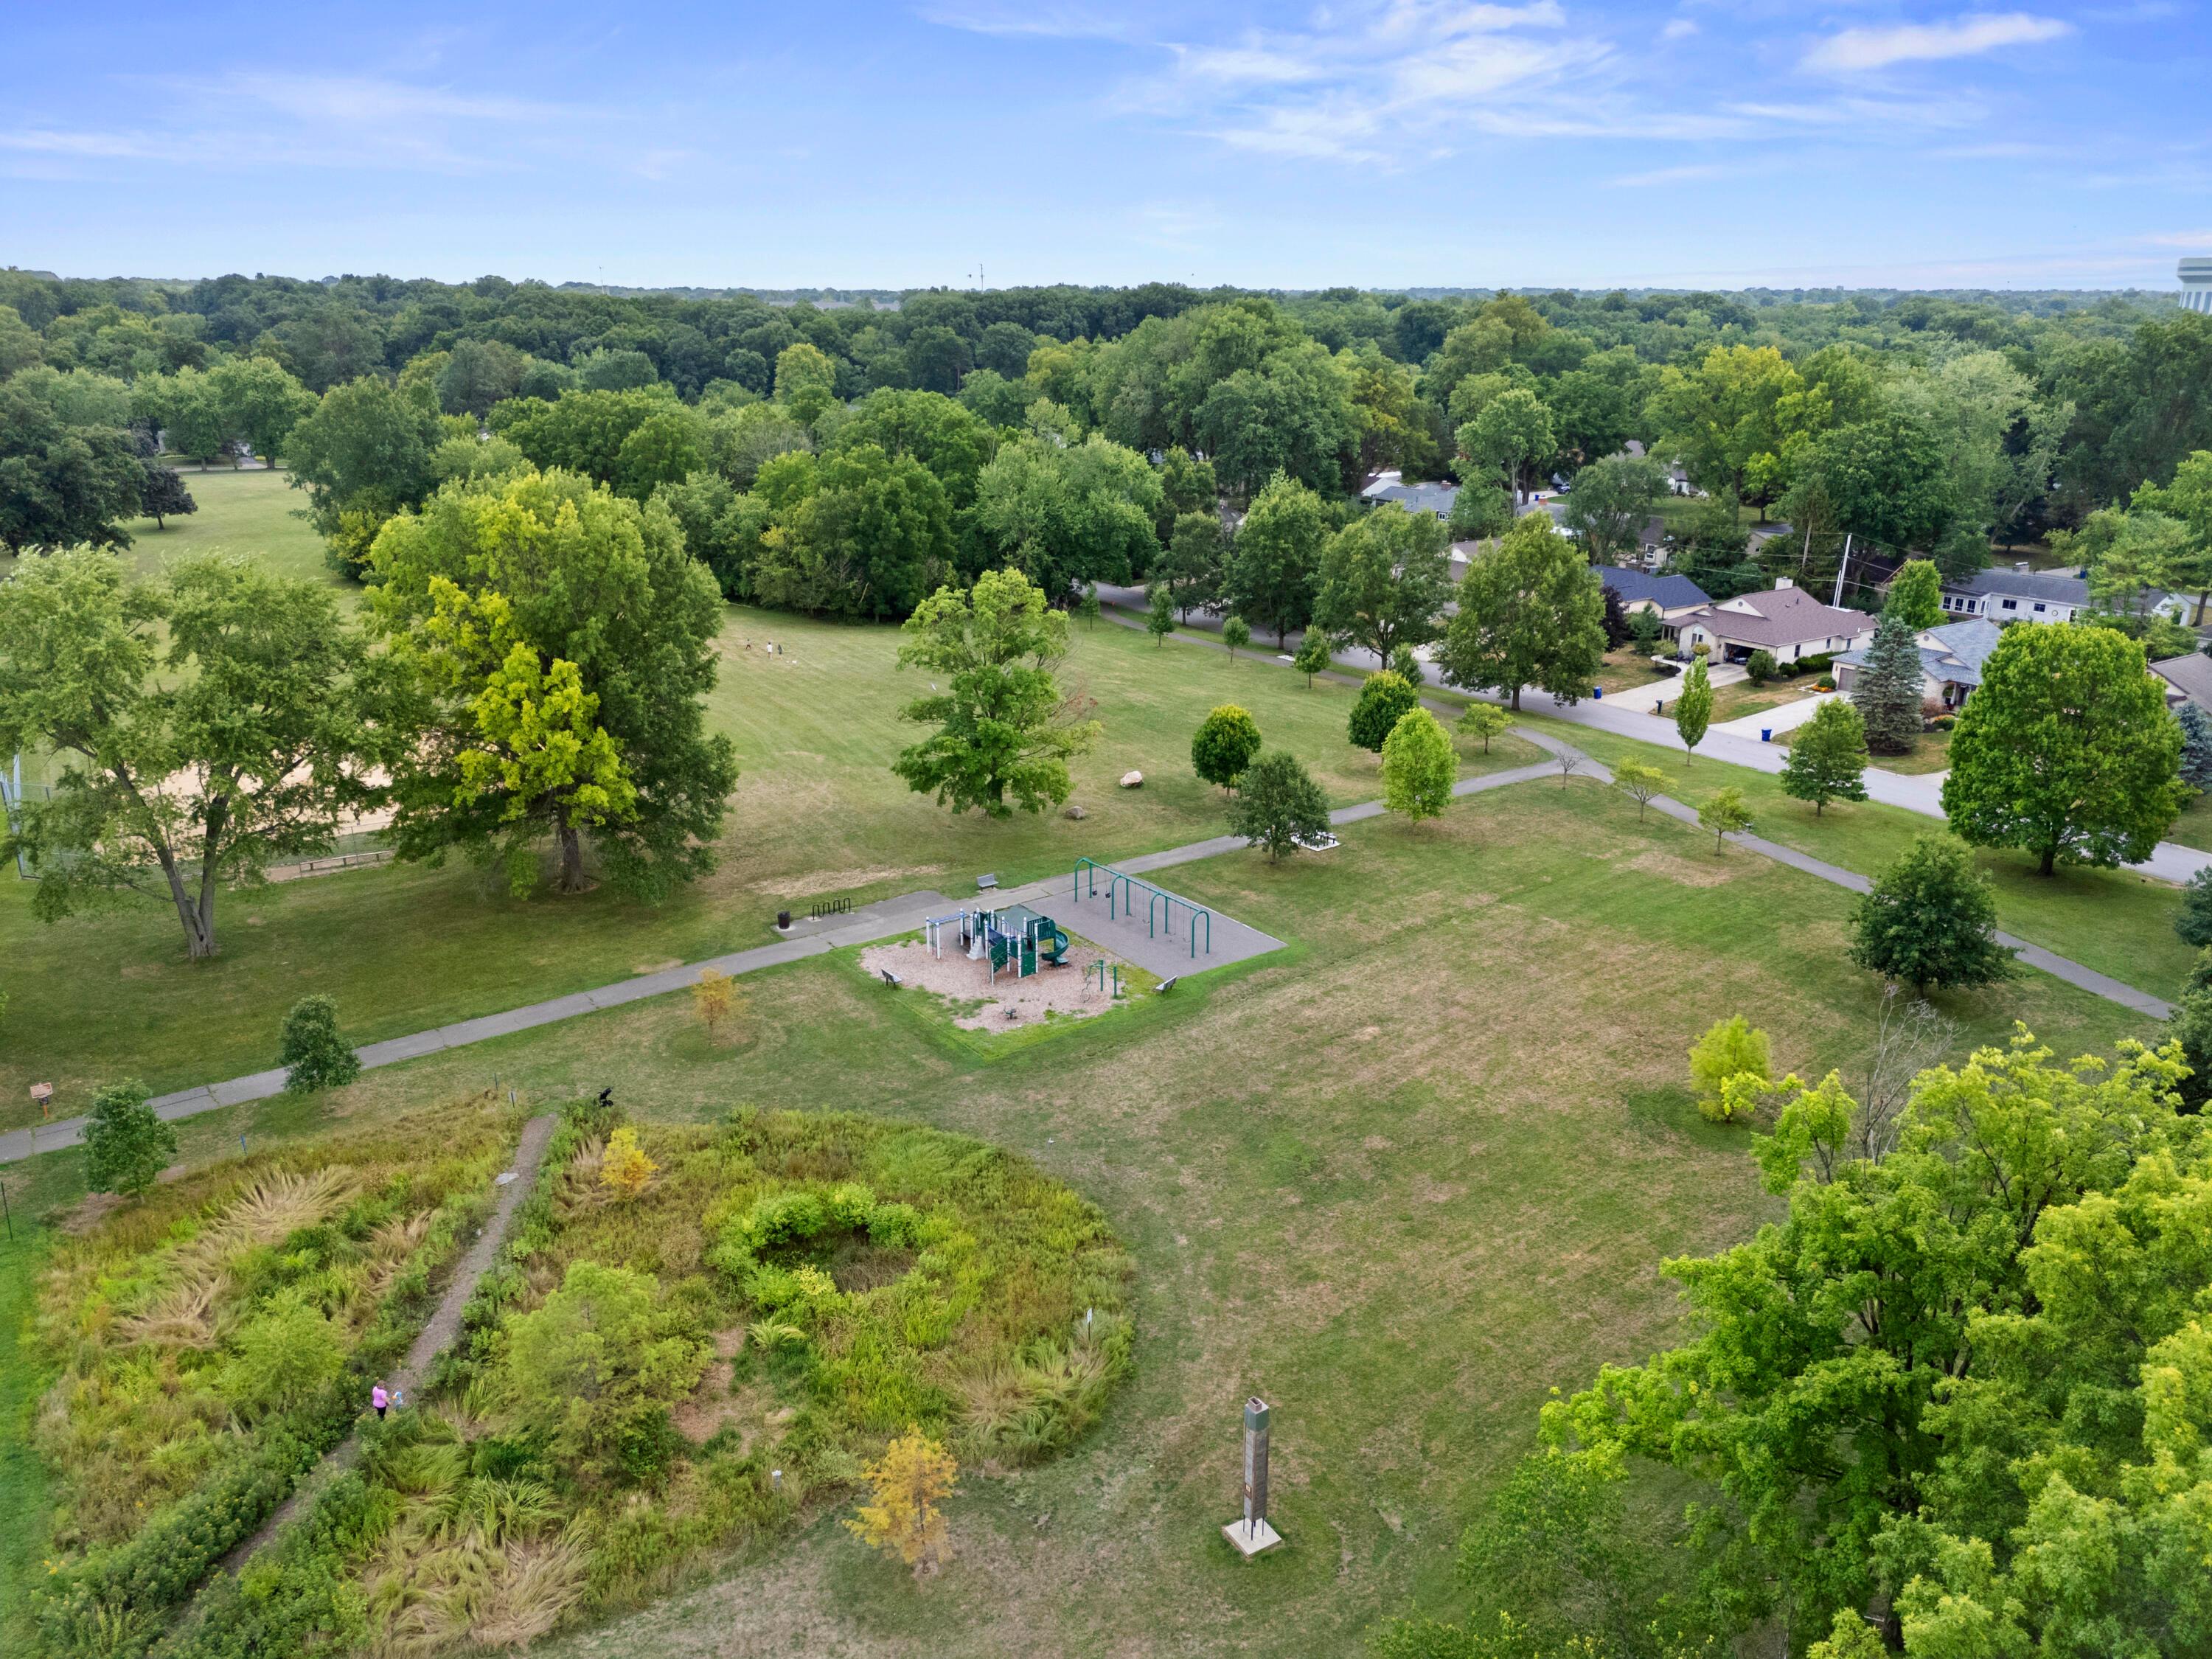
[0,629,2171,1170]
[218,1113,558,1573]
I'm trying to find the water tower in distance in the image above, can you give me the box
[2183,258,2212,315]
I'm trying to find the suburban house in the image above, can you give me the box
[2152,653,2212,712]
[1599,566,1709,630]
[1360,470,1458,521]
[1938,566,2090,623]
[1834,618,2001,710]
[1672,578,1876,665]
[1633,515,1670,568]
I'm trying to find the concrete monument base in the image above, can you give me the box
[1221,1518,1282,1558]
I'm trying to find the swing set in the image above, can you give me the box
[1071,858,1214,959]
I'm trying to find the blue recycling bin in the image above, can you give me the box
[1761,728,1773,742]
[1593,686,1602,699]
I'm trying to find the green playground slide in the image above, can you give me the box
[1040,927,1071,965]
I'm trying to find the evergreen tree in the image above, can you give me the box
[2176,867,2212,949]
[1848,834,2016,990]
[2178,700,2212,789]
[1851,610,1925,757]
[1778,698,1869,815]
[82,1079,176,1197]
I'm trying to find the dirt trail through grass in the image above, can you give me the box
[215,1112,557,1573]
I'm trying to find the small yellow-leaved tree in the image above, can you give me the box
[845,1428,959,1576]
[599,1124,658,1197]
[693,967,745,1042]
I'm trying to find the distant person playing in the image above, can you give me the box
[372,1383,389,1420]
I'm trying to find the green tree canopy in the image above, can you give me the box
[1225,471,1327,647]
[968,434,1162,602]
[0,552,386,959]
[892,567,1101,818]
[1561,452,1668,566]
[1312,502,1455,667]
[1885,558,1944,628]
[1348,669,1420,754]
[1849,833,2015,990]
[369,468,737,897]
[1191,703,1262,789]
[0,380,145,553]
[1943,622,2186,874]
[1778,697,1870,815]
[1226,750,1330,862]
[81,1079,177,1198]
[1437,514,1607,711]
[755,442,954,619]
[285,375,439,566]
[1381,707,1455,823]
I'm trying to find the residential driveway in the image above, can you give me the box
[1712,689,1840,739]
[1604,662,1747,714]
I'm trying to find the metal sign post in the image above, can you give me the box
[1221,1397,1283,1557]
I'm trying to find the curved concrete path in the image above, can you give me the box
[0,636,2172,1172]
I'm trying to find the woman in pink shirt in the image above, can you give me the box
[371,1384,389,1420]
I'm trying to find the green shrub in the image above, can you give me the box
[1744,649,1777,684]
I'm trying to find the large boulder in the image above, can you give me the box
[1119,771,1144,789]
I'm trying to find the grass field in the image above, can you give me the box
[1,765,2152,1658]
[1773,721,1954,776]
[1519,713,2197,999]
[0,466,338,594]
[0,592,1537,1129]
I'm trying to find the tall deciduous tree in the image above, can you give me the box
[1312,502,1455,668]
[1225,470,1326,647]
[1380,707,1455,824]
[1943,623,2186,874]
[1884,558,1944,629]
[1458,387,1555,504]
[0,552,386,959]
[369,469,737,897]
[1561,453,1668,566]
[285,375,438,569]
[1542,1029,2204,1655]
[1436,514,1607,711]
[1778,698,1869,815]
[1851,611,1926,757]
[0,381,144,553]
[968,434,1162,604]
[892,567,1101,818]
[206,354,315,469]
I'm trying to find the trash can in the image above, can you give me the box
[1761,728,1773,742]
[1592,686,1603,699]
[776,910,791,930]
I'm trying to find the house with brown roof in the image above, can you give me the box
[2152,653,2212,712]
[1672,579,1876,666]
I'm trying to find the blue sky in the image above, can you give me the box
[4,1,2207,292]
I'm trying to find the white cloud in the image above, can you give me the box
[2145,228,2212,247]
[1803,12,2071,73]
[1661,18,1698,40]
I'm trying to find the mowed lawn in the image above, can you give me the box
[0,776,2141,1658]
[0,465,339,594]
[1517,713,2199,1001]
[0,589,1537,1127]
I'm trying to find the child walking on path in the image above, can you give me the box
[371,1384,388,1420]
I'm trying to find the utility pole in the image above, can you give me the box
[1832,533,1853,609]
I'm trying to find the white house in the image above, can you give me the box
[1359,470,1458,521]
[1834,619,2001,710]
[1672,579,1876,665]
[1938,566,2090,623]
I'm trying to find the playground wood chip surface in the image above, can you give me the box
[860,939,1132,1029]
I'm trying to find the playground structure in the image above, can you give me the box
[1071,858,1213,960]
[925,902,1072,984]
